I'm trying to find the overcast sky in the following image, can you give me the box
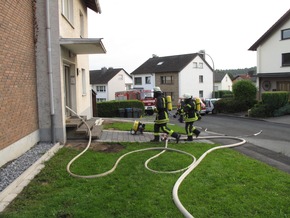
[88,0,290,73]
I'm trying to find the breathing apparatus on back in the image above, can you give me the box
[195,97,201,112]
[153,87,172,111]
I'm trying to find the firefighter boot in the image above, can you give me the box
[150,135,160,142]
[193,129,200,138]
[186,135,193,141]
[172,132,181,144]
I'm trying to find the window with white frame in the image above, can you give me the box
[161,76,173,84]
[281,28,290,40]
[134,77,142,85]
[199,75,203,83]
[199,90,203,98]
[198,62,203,69]
[79,10,84,37]
[282,53,290,66]
[96,98,106,102]
[145,76,151,84]
[81,69,86,95]
[96,86,106,92]
[193,62,197,68]
[62,0,74,24]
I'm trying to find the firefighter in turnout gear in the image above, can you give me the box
[180,93,200,141]
[151,87,181,143]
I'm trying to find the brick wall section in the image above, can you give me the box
[155,72,179,106]
[0,0,39,150]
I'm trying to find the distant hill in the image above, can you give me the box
[216,67,256,79]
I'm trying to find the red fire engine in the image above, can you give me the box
[115,89,155,115]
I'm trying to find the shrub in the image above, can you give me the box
[223,93,234,99]
[249,102,269,118]
[262,91,289,115]
[214,98,256,113]
[273,103,290,117]
[232,80,257,103]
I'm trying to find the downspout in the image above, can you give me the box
[45,0,55,143]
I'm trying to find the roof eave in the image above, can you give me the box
[248,8,290,51]
[84,0,102,14]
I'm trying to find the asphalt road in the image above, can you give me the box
[170,113,290,173]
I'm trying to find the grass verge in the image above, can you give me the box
[1,141,290,217]
[103,121,187,134]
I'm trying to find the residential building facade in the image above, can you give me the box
[0,0,105,167]
[131,53,214,106]
[249,8,290,98]
[90,68,133,101]
[215,73,233,91]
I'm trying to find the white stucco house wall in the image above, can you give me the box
[131,74,156,91]
[35,0,106,143]
[215,73,233,91]
[131,53,214,105]
[179,54,213,99]
[249,8,290,98]
[90,68,133,101]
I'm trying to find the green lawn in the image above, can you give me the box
[1,141,290,217]
[103,120,187,134]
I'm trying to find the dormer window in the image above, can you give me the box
[281,28,290,40]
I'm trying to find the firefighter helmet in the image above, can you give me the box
[153,87,162,92]
[183,93,191,99]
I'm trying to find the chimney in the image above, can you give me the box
[101,67,107,73]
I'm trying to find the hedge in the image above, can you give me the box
[214,98,256,113]
[96,100,145,117]
[213,90,233,98]
[249,92,290,117]
[262,91,289,111]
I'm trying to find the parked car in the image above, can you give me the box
[205,98,220,114]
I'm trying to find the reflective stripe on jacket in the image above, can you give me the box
[181,100,198,122]
[155,96,169,124]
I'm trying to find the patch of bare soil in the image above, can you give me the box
[65,141,124,153]
[102,119,115,125]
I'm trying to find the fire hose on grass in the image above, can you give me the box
[65,106,261,217]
